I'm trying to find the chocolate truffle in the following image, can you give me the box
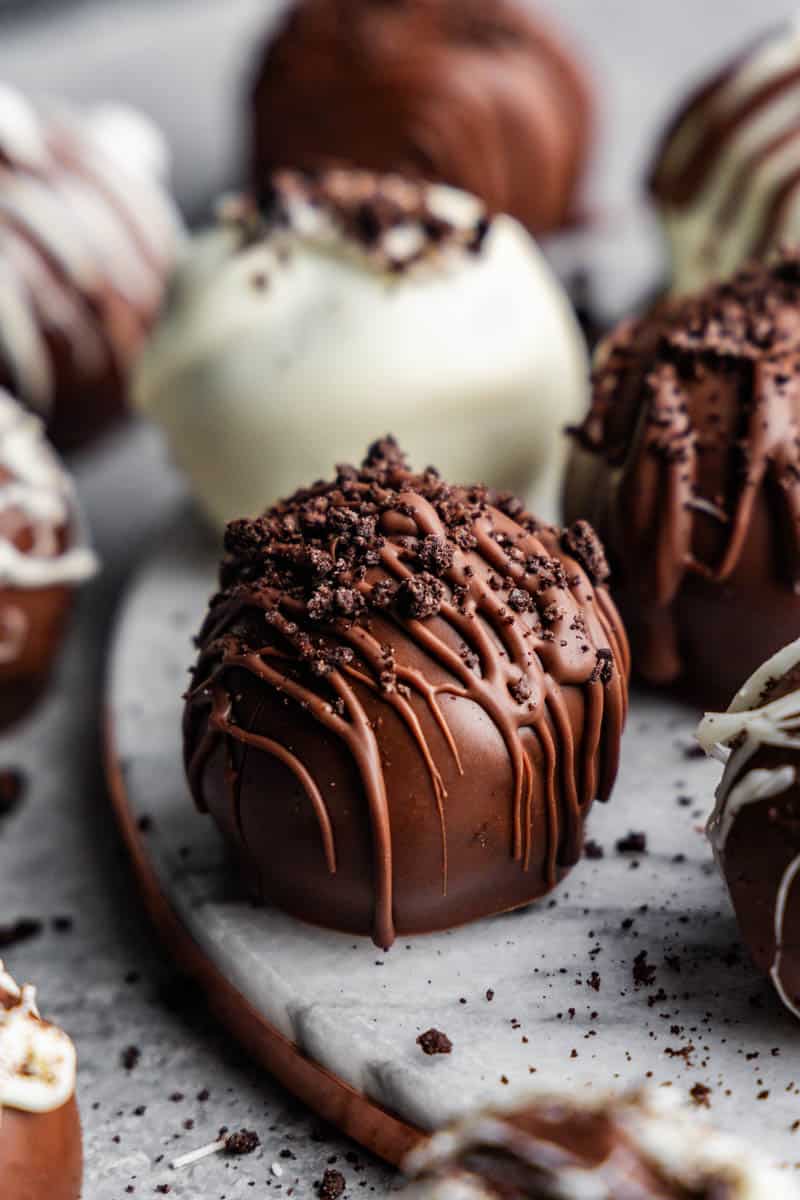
[398,1089,796,1198]
[184,439,628,949]
[697,637,800,1021]
[135,168,589,531]
[0,388,97,728]
[564,251,800,711]
[0,84,181,449]
[650,19,800,294]
[0,961,82,1200]
[249,0,592,236]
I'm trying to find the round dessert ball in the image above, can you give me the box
[564,252,800,711]
[399,1089,795,1197]
[249,0,592,236]
[135,167,589,531]
[0,962,82,1200]
[697,638,800,1022]
[184,439,629,949]
[0,84,182,449]
[0,389,97,727]
[650,19,800,294]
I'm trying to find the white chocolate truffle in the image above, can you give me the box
[651,19,800,294]
[134,169,588,530]
[0,961,76,1114]
[399,1088,797,1199]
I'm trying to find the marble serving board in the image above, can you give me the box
[107,505,800,1171]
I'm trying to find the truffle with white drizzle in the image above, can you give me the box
[0,387,97,726]
[0,83,182,449]
[650,17,800,294]
[697,636,800,1020]
[397,1088,797,1198]
[0,960,82,1200]
[134,167,588,530]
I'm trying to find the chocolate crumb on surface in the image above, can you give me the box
[319,1167,346,1199]
[224,1129,260,1156]
[417,1028,453,1056]
[584,838,604,860]
[0,767,25,818]
[616,831,647,855]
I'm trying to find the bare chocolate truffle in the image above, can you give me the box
[0,389,97,728]
[184,439,628,949]
[0,961,82,1200]
[249,0,592,236]
[398,1089,796,1198]
[698,637,800,1022]
[0,84,181,448]
[565,251,800,711]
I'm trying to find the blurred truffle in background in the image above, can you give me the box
[135,167,589,530]
[650,18,800,294]
[249,0,592,237]
[0,389,97,728]
[0,85,182,450]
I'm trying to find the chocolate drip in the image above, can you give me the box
[186,440,627,947]
[567,255,800,698]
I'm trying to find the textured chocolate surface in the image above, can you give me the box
[249,0,591,235]
[184,439,628,949]
[0,87,180,448]
[565,252,800,711]
[400,1090,792,1198]
[698,638,800,1023]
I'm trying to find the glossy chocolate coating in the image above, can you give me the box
[565,254,800,711]
[249,0,592,235]
[1,1098,82,1200]
[185,440,628,948]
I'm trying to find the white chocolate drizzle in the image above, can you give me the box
[400,1088,795,1198]
[0,389,97,588]
[697,637,800,1020]
[0,959,76,1114]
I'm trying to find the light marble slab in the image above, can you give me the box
[108,505,800,1174]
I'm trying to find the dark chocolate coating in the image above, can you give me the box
[0,1097,82,1200]
[565,254,800,712]
[249,0,592,235]
[185,440,628,948]
[402,1095,747,1197]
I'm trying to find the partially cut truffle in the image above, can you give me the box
[184,439,628,949]
[0,85,181,448]
[398,1089,796,1198]
[249,0,592,236]
[0,961,82,1200]
[650,19,800,294]
[565,252,800,710]
[698,637,800,1021]
[0,389,97,727]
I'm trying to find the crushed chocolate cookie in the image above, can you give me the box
[417,1028,453,1056]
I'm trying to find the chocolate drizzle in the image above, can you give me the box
[249,0,592,236]
[567,254,800,691]
[185,440,627,948]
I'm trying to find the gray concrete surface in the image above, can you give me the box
[0,2,798,1197]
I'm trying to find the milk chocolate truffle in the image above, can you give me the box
[398,1090,796,1198]
[564,252,800,711]
[697,637,800,1021]
[0,389,97,728]
[650,19,800,294]
[184,439,628,949]
[249,0,592,236]
[0,84,181,449]
[0,961,82,1200]
[135,168,589,531]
